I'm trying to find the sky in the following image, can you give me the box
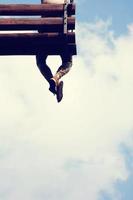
[0,0,133,200]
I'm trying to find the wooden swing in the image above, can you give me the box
[0,0,76,55]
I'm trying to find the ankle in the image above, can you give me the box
[51,77,59,86]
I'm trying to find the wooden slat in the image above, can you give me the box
[0,17,75,31]
[0,32,76,44]
[0,4,75,16]
[0,43,77,55]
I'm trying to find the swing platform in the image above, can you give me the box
[0,2,76,55]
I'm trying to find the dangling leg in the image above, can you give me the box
[52,53,72,102]
[36,52,57,94]
[52,54,72,84]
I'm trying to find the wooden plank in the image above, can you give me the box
[0,17,75,31]
[0,4,75,16]
[0,32,76,43]
[0,43,77,55]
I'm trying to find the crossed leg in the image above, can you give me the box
[36,52,72,102]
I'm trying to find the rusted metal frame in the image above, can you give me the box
[0,4,75,17]
[63,0,68,34]
[69,0,77,55]
[0,0,76,55]
[0,17,75,31]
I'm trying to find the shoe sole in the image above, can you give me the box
[57,81,63,102]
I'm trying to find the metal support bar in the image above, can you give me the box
[69,0,74,33]
[63,0,68,34]
[0,4,75,17]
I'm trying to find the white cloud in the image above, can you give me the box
[0,20,133,199]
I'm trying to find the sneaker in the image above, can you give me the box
[49,78,57,94]
[56,81,64,103]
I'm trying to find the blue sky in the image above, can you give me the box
[0,1,133,200]
[79,0,133,35]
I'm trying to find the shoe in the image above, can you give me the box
[49,78,57,94]
[56,81,64,103]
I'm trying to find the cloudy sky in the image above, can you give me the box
[0,0,133,200]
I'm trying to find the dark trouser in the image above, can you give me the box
[36,52,72,84]
[36,53,53,84]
